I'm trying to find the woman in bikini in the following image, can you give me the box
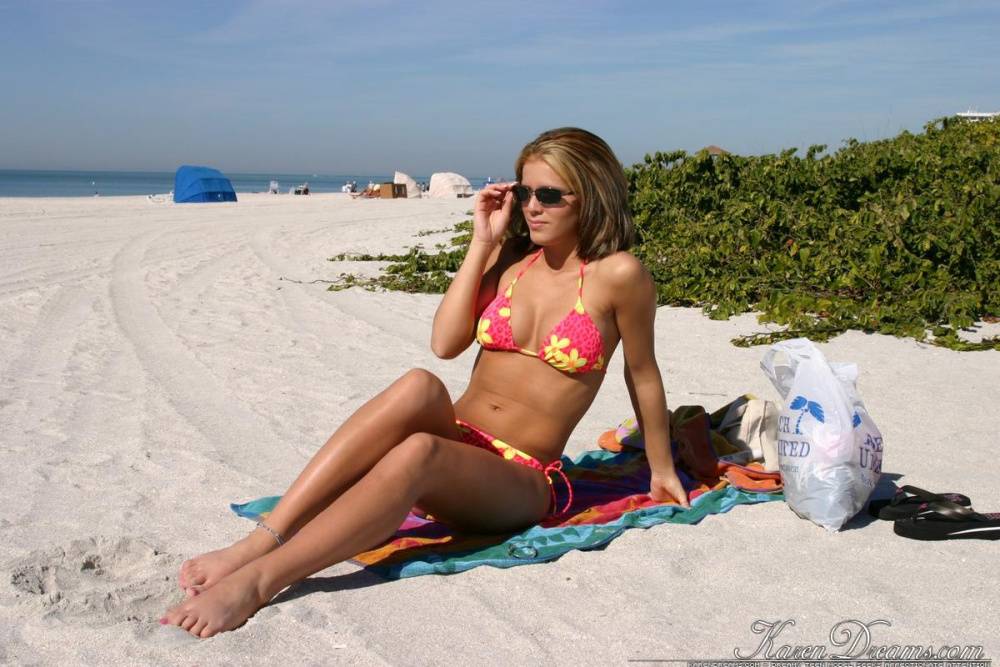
[161,127,688,638]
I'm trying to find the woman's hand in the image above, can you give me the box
[472,183,516,248]
[650,470,690,508]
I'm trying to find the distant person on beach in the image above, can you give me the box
[161,127,687,637]
[356,181,380,198]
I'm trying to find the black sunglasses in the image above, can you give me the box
[512,185,574,206]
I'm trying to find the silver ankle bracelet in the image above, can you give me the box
[255,520,285,546]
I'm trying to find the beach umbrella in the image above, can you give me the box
[428,172,472,198]
[173,165,237,203]
[393,171,421,198]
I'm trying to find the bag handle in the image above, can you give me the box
[759,338,822,399]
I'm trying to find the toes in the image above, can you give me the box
[178,561,191,588]
[180,613,198,632]
[163,600,193,627]
[179,559,209,587]
[199,623,217,639]
[190,618,208,638]
[185,585,205,598]
[185,568,207,587]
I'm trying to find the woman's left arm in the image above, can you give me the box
[609,254,690,507]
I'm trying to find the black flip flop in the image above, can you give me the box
[893,500,1000,541]
[868,485,971,520]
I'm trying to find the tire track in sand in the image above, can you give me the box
[109,230,294,486]
[1,285,95,444]
[246,224,431,364]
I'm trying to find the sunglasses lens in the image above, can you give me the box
[536,188,563,205]
[512,186,567,205]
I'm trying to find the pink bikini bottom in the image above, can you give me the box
[454,419,574,516]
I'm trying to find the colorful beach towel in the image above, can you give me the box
[231,448,783,579]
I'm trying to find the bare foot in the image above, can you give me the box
[177,528,278,597]
[161,565,269,638]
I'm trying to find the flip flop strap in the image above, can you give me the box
[918,499,985,522]
[891,485,940,506]
[892,485,964,507]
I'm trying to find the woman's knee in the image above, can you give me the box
[394,368,449,405]
[375,432,442,486]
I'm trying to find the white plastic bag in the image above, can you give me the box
[760,338,884,531]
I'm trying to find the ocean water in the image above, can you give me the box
[0,169,486,198]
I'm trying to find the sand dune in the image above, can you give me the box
[1,193,996,664]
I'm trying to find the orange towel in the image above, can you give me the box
[597,401,784,493]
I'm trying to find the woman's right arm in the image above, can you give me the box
[430,183,516,359]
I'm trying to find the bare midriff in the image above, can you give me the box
[452,346,610,463]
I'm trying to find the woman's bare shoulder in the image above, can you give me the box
[592,250,651,287]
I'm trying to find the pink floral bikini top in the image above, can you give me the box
[476,248,605,374]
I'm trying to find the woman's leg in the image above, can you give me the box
[163,431,551,638]
[178,368,462,594]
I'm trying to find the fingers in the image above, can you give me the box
[478,183,514,210]
[649,479,690,507]
[486,184,515,216]
[472,182,517,246]
[500,188,514,211]
[667,481,690,507]
[653,492,688,507]
[483,181,516,193]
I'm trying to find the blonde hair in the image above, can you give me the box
[509,127,634,260]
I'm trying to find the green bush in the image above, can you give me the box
[329,118,1000,350]
[327,221,472,293]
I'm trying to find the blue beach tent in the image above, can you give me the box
[173,165,237,203]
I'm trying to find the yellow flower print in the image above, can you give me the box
[477,318,493,345]
[593,354,605,371]
[543,337,571,369]
[543,335,570,356]
[574,298,585,315]
[544,347,566,364]
[563,348,588,372]
[543,345,587,372]
[498,306,511,318]
[491,441,518,460]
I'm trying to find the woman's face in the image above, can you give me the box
[519,158,580,247]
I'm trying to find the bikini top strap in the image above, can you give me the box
[577,259,587,298]
[513,248,545,282]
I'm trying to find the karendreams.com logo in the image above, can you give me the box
[629,619,990,667]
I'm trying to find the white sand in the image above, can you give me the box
[1,193,997,664]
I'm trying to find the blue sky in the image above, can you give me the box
[1,1,997,175]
